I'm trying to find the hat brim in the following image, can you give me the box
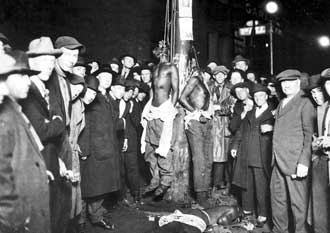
[26,49,63,58]
[63,44,86,54]
[5,68,40,76]
[251,88,270,96]
[276,76,299,82]
[232,58,250,66]
[93,69,117,77]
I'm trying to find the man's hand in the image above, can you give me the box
[318,136,330,149]
[260,124,273,133]
[58,158,67,177]
[296,163,309,178]
[46,170,54,183]
[231,149,237,158]
[122,139,128,152]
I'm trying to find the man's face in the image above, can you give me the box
[70,84,84,101]
[247,73,256,83]
[230,72,244,85]
[82,88,97,105]
[29,55,56,81]
[111,85,125,99]
[310,87,325,106]
[141,69,151,83]
[234,61,248,72]
[0,81,9,104]
[133,73,141,81]
[122,56,135,69]
[72,65,86,78]
[97,72,112,89]
[6,73,31,99]
[137,92,146,102]
[123,89,133,101]
[57,47,79,71]
[110,63,119,73]
[214,72,226,84]
[254,91,268,107]
[281,79,300,96]
[235,87,249,101]
[132,87,139,98]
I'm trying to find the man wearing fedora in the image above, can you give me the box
[20,36,72,233]
[271,69,314,233]
[307,71,330,233]
[120,54,136,79]
[232,55,249,72]
[0,50,50,233]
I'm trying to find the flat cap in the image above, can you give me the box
[55,36,85,53]
[276,69,301,82]
[308,74,322,90]
[212,65,229,76]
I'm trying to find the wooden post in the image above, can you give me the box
[165,0,192,203]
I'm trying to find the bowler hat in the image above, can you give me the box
[55,36,85,53]
[120,54,137,64]
[308,74,322,90]
[139,82,150,94]
[27,37,62,57]
[230,82,251,97]
[85,75,99,91]
[93,65,117,77]
[213,65,229,76]
[276,69,301,82]
[131,66,141,75]
[1,50,40,76]
[251,83,270,95]
[125,79,136,91]
[232,55,250,66]
[112,76,126,86]
[68,73,85,85]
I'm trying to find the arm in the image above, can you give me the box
[179,77,199,112]
[170,64,179,106]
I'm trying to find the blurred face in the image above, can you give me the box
[110,63,119,73]
[247,73,256,83]
[72,65,86,78]
[230,72,244,85]
[29,55,56,81]
[57,47,79,71]
[132,87,139,98]
[214,72,226,84]
[310,87,325,106]
[133,73,141,81]
[82,88,97,105]
[70,84,84,101]
[111,85,125,99]
[141,69,151,83]
[137,92,146,102]
[254,91,268,107]
[6,73,31,100]
[122,56,135,69]
[97,72,112,89]
[88,62,99,74]
[235,87,248,101]
[0,81,9,104]
[281,79,300,97]
[123,89,133,101]
[234,61,248,72]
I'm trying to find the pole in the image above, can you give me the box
[269,19,274,75]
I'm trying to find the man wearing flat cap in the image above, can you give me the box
[0,51,50,233]
[307,71,330,233]
[271,69,315,233]
[231,84,274,226]
[21,36,72,233]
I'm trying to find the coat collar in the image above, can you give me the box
[276,90,304,119]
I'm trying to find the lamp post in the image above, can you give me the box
[265,1,279,75]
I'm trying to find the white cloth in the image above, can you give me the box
[140,98,177,157]
[183,109,212,129]
[158,210,207,233]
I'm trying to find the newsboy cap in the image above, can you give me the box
[55,36,85,53]
[232,55,250,66]
[276,69,301,82]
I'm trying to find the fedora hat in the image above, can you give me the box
[307,74,322,90]
[85,75,99,92]
[232,55,250,66]
[1,50,40,76]
[27,37,62,57]
[276,69,301,82]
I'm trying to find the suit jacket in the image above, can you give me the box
[20,82,65,178]
[231,106,274,189]
[0,97,50,233]
[272,90,315,175]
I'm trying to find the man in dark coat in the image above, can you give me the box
[80,67,120,230]
[20,37,69,233]
[271,69,314,233]
[0,51,50,233]
[231,84,274,225]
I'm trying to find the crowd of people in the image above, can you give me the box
[0,31,328,233]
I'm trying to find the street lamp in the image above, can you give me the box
[318,36,330,48]
[265,1,279,75]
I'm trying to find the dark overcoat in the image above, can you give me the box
[231,106,274,189]
[80,93,122,198]
[0,98,50,233]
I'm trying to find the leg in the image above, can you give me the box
[87,196,107,223]
[213,162,225,187]
[253,167,269,218]
[144,142,160,191]
[241,167,255,213]
[271,164,290,233]
[158,150,174,187]
[285,174,310,233]
[203,119,214,190]
[125,151,140,197]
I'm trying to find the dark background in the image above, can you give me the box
[1,0,330,76]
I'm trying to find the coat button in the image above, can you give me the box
[35,162,40,167]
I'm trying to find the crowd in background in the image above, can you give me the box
[0,31,328,233]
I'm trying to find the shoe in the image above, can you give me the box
[142,184,158,198]
[256,216,267,228]
[154,184,170,197]
[77,223,85,233]
[93,218,115,230]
